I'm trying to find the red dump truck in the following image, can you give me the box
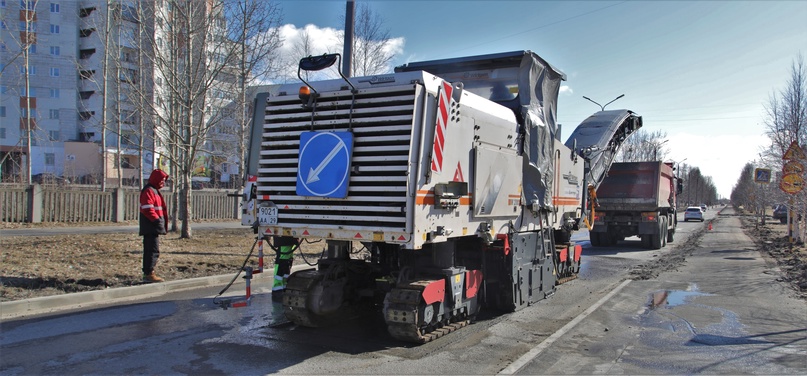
[589,161,682,249]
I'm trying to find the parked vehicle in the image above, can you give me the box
[684,206,705,222]
[590,161,682,250]
[700,204,708,212]
[31,173,70,185]
[239,50,641,343]
[773,204,788,224]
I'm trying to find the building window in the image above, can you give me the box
[50,3,59,12]
[50,67,59,77]
[50,88,59,98]
[20,21,36,32]
[0,128,5,139]
[0,106,5,117]
[119,68,137,83]
[1,0,6,8]
[21,87,36,96]
[50,46,59,55]
[20,1,35,10]
[50,24,60,34]
[21,65,36,75]
[21,108,37,118]
[49,109,59,119]
[48,130,59,141]
[45,153,55,166]
[28,44,36,53]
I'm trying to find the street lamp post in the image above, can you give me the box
[582,94,625,111]
[654,139,669,160]
[675,158,688,205]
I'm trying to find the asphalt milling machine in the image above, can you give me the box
[237,50,641,343]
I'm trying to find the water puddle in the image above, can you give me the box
[648,283,712,309]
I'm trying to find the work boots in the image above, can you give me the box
[143,272,165,283]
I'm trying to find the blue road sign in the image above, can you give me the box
[754,168,771,184]
[296,131,354,198]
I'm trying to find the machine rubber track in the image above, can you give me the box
[556,274,578,284]
[384,283,470,343]
[282,269,328,327]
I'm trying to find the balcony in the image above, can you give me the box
[79,48,96,59]
[79,28,96,38]
[79,7,97,18]
[19,118,37,130]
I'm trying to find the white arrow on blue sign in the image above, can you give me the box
[296,131,354,198]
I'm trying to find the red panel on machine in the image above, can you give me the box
[422,279,446,304]
[574,244,582,262]
[465,270,483,298]
[558,246,568,262]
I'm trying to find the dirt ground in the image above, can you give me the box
[2,211,806,302]
[0,222,326,302]
[742,214,807,298]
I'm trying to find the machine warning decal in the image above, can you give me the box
[296,131,354,198]
[453,162,464,182]
[431,81,454,174]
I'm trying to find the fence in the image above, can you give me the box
[0,184,240,223]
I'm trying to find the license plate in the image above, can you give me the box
[258,206,278,225]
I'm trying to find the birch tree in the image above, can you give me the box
[616,129,669,162]
[222,0,283,190]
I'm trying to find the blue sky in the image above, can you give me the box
[275,0,807,198]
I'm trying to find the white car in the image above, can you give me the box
[684,206,704,222]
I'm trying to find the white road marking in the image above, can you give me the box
[498,279,633,375]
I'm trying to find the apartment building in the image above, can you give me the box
[2,0,245,187]
[1,0,85,182]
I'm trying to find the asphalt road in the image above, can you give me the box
[1,207,805,375]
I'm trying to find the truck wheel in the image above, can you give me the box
[650,220,663,250]
[667,229,675,243]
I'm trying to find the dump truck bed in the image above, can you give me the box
[595,161,674,211]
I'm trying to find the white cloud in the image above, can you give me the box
[560,85,573,95]
[270,24,406,82]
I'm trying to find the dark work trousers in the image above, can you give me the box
[142,235,161,275]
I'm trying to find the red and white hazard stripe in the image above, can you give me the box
[431,81,454,174]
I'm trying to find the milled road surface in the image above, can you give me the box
[1,207,805,375]
[513,209,806,374]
